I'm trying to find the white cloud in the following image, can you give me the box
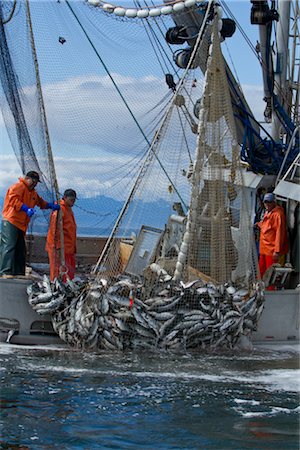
[0,155,22,196]
[38,73,170,153]
[0,152,146,204]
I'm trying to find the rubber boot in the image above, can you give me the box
[0,220,26,276]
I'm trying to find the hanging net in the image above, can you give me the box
[173,18,258,286]
[0,0,205,236]
[92,11,259,288]
[0,1,56,205]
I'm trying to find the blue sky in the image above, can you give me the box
[0,0,265,200]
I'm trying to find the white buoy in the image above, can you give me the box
[178,252,186,265]
[181,242,188,254]
[125,8,137,18]
[102,3,114,13]
[88,0,99,5]
[149,7,161,17]
[161,5,173,15]
[137,9,149,18]
[184,0,196,8]
[183,231,190,244]
[173,269,181,280]
[114,7,126,16]
[216,5,223,19]
[176,261,183,272]
[173,2,185,12]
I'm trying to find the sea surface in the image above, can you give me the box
[1,343,299,449]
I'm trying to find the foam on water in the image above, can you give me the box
[233,404,300,418]
[2,342,299,449]
[234,399,261,406]
[12,360,300,394]
[0,342,66,354]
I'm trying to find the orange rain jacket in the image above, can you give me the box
[2,178,48,232]
[46,198,77,255]
[257,205,289,256]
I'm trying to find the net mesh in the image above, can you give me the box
[0,0,206,236]
[1,1,262,351]
[0,1,56,204]
[174,18,258,286]
[95,14,258,288]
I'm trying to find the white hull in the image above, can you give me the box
[0,277,299,347]
[0,278,62,345]
[253,289,300,344]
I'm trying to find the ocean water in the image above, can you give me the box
[0,343,299,450]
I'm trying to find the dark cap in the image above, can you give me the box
[26,171,41,182]
[263,192,275,202]
[64,189,77,198]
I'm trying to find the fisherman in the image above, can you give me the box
[46,189,77,282]
[0,171,60,276]
[256,192,289,280]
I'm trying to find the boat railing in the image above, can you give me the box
[275,125,300,185]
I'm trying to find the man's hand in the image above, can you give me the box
[21,204,35,218]
[46,202,60,211]
[27,208,35,218]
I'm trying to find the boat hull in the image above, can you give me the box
[1,277,299,347]
[252,289,300,344]
[0,277,62,345]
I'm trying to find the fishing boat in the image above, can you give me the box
[0,0,299,348]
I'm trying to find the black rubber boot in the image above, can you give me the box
[0,220,26,276]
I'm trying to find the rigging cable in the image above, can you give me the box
[136,0,199,108]
[139,16,170,76]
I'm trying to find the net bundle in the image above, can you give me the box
[27,9,263,353]
[173,17,258,286]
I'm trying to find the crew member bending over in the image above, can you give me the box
[46,189,77,281]
[0,171,60,276]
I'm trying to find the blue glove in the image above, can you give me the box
[46,202,60,211]
[21,204,35,217]
[26,208,35,217]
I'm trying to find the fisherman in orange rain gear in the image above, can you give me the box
[46,189,77,282]
[0,171,60,276]
[256,192,289,281]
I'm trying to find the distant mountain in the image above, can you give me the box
[0,194,174,237]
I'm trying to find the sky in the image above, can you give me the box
[0,0,267,201]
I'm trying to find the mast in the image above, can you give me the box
[271,0,291,141]
[289,0,300,126]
